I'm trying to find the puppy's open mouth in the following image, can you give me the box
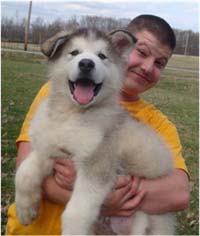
[69,79,102,105]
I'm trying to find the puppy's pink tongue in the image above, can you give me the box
[74,85,94,105]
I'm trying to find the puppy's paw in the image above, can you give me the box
[16,204,39,225]
[15,192,40,225]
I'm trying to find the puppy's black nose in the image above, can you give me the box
[79,59,95,72]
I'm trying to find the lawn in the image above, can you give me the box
[1,51,199,235]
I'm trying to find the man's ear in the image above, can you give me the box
[41,31,72,58]
[109,29,137,55]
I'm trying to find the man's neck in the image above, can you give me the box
[119,91,140,102]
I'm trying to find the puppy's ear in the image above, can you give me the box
[41,31,72,58]
[109,30,137,56]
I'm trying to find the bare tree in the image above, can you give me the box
[1,15,199,56]
[31,17,46,44]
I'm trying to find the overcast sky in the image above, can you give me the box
[2,0,199,32]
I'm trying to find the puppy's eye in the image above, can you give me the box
[98,53,107,60]
[70,50,79,56]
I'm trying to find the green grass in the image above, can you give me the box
[1,51,199,235]
[1,51,47,234]
[167,54,199,71]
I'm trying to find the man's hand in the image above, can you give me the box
[42,158,76,204]
[101,176,146,217]
[53,158,77,190]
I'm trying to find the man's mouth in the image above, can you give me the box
[69,79,102,105]
[129,70,151,83]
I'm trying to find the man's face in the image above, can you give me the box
[123,30,172,96]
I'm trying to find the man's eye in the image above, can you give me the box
[138,49,146,57]
[155,61,165,69]
[70,50,79,56]
[98,53,107,60]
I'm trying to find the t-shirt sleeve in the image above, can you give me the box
[129,102,188,175]
[148,109,189,175]
[16,83,49,147]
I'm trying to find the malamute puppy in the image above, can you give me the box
[15,28,174,235]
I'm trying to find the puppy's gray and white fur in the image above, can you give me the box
[15,28,175,235]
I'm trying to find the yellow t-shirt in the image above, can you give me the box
[6,83,188,235]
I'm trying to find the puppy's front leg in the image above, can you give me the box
[15,151,54,225]
[62,169,113,235]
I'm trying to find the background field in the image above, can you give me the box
[1,51,199,235]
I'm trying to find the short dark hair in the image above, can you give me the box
[127,14,176,51]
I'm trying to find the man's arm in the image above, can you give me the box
[16,141,32,168]
[139,169,190,214]
[102,169,190,217]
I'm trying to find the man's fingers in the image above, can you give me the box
[116,182,133,200]
[116,209,137,217]
[115,175,131,189]
[131,176,141,194]
[121,187,136,203]
[105,181,132,206]
[54,172,74,189]
[54,162,76,177]
[54,163,69,177]
[105,176,134,206]
[54,173,64,186]
[121,190,146,211]
[55,158,74,166]
[120,176,141,203]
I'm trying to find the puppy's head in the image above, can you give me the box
[41,28,136,107]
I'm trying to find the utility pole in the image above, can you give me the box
[24,1,32,51]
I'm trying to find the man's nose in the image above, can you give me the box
[141,58,154,74]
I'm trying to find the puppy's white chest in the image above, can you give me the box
[55,119,103,159]
[31,106,104,162]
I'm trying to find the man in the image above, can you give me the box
[6,15,190,235]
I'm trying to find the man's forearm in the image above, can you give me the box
[139,169,190,214]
